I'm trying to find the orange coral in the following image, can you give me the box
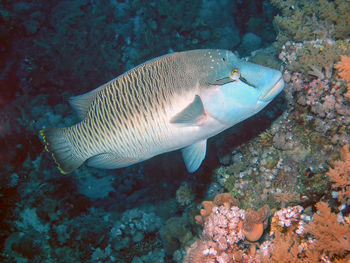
[263,202,350,262]
[243,205,270,242]
[213,193,239,209]
[306,201,350,258]
[273,191,299,208]
[265,231,300,262]
[335,56,350,81]
[328,144,350,202]
[195,193,239,225]
[335,55,350,99]
[195,201,215,225]
[243,222,264,243]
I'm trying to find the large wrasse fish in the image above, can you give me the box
[40,49,284,174]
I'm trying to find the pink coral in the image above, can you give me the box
[185,205,252,263]
[270,205,309,240]
[203,206,245,249]
[275,205,303,228]
[185,194,270,262]
[184,240,218,263]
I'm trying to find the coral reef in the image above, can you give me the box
[110,208,164,261]
[77,174,116,200]
[176,182,195,206]
[185,144,350,262]
[264,201,350,262]
[186,192,349,262]
[184,193,270,262]
[271,0,350,43]
[278,40,350,148]
[160,214,193,255]
[180,26,350,261]
[279,40,350,79]
[4,203,166,262]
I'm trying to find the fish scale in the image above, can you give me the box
[97,66,170,154]
[40,49,284,174]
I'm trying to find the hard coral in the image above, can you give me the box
[271,0,350,43]
[284,40,346,80]
[279,40,350,146]
[160,215,193,255]
[176,182,195,206]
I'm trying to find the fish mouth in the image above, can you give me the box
[258,76,284,102]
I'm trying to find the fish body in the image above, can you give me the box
[40,49,284,174]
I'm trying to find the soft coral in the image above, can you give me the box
[335,55,350,99]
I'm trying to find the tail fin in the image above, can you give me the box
[40,128,85,174]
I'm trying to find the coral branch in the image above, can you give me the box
[328,145,350,202]
[306,202,350,257]
[335,55,350,99]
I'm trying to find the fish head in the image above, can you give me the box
[197,50,241,85]
[201,51,284,126]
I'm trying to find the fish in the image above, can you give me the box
[40,49,284,174]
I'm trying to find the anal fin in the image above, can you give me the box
[87,153,139,169]
[182,139,207,173]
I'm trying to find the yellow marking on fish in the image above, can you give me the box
[40,129,68,174]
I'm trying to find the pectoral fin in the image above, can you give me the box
[170,95,205,125]
[182,139,207,173]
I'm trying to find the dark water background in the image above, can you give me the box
[0,1,305,262]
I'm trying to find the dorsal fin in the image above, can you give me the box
[68,84,106,120]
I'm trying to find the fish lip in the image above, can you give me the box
[258,76,284,102]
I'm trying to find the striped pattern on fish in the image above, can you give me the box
[40,49,284,174]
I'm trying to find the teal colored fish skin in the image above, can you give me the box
[201,59,284,127]
[40,49,284,174]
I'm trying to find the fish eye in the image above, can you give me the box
[230,69,240,81]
